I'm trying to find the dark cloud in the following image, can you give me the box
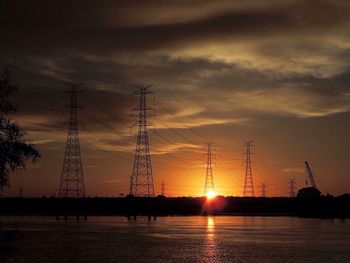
[1,0,350,55]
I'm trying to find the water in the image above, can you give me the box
[1,216,350,262]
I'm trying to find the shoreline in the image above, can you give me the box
[1,196,349,219]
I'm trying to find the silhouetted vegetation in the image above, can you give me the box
[0,195,349,218]
[0,68,40,188]
[297,187,321,199]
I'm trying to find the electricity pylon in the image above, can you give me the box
[161,181,165,196]
[59,83,85,198]
[288,179,296,197]
[204,143,215,196]
[260,182,267,197]
[243,141,255,197]
[129,84,155,197]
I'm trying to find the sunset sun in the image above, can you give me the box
[206,190,216,200]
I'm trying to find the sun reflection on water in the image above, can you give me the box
[207,216,215,234]
[204,216,221,263]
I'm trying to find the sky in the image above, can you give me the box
[1,0,350,197]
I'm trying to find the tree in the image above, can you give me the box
[297,187,321,199]
[0,68,40,188]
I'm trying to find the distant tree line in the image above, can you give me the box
[0,195,349,218]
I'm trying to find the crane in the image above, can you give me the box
[304,161,317,189]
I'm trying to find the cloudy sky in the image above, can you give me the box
[1,0,350,197]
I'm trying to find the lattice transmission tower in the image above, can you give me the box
[243,141,255,197]
[161,181,165,196]
[129,85,155,197]
[260,182,267,197]
[288,179,296,197]
[58,83,85,198]
[204,143,215,196]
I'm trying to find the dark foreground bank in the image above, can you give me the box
[0,195,349,218]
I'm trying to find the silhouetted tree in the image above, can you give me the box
[297,187,321,199]
[0,68,40,188]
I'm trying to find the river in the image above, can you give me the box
[1,216,349,262]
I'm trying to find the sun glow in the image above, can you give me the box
[206,190,216,199]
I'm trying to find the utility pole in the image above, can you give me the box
[129,84,155,197]
[288,179,296,197]
[204,143,215,196]
[161,181,165,196]
[58,83,85,198]
[243,141,255,197]
[260,183,267,197]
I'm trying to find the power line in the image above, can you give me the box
[253,153,283,195]
[156,100,208,139]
